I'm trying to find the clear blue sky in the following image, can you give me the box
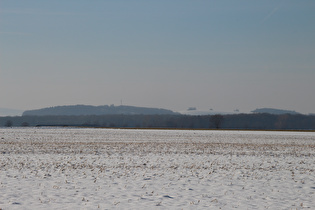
[1,0,315,114]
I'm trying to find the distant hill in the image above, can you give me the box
[252,108,300,115]
[22,105,180,116]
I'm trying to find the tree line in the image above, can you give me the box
[1,113,315,130]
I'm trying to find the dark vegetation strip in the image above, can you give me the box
[1,113,315,131]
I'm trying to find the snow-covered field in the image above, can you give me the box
[1,128,314,209]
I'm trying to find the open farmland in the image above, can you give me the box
[1,128,315,209]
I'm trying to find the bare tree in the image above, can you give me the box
[210,114,224,129]
[5,120,13,127]
[21,122,30,127]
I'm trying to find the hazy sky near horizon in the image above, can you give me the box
[1,0,315,114]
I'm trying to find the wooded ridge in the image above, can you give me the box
[2,113,315,130]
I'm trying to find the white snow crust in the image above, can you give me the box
[1,128,314,209]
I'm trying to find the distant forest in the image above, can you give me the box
[22,105,179,116]
[1,113,315,130]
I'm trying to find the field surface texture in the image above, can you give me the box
[0,128,315,209]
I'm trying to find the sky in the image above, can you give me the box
[1,0,315,114]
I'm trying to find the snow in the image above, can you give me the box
[1,128,315,209]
